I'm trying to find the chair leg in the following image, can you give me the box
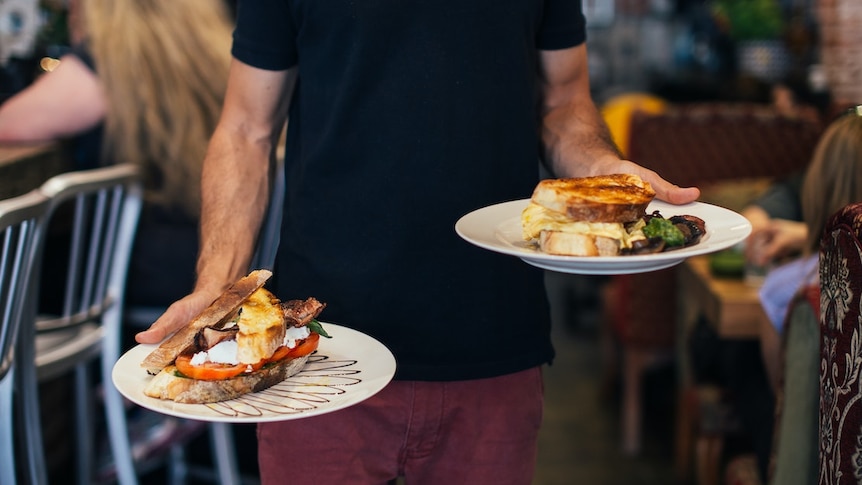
[209,422,240,485]
[102,301,138,485]
[168,444,188,485]
[73,364,94,485]
[621,347,644,455]
[1,370,16,485]
[16,326,47,485]
[674,388,695,482]
[696,434,724,485]
[103,388,137,485]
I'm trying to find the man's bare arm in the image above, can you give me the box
[136,59,296,344]
[539,44,699,204]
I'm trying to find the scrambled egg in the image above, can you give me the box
[521,202,645,249]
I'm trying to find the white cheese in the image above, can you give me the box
[190,339,239,366]
[283,325,311,349]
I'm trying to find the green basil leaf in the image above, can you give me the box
[307,319,332,338]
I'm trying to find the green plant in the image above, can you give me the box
[712,0,785,41]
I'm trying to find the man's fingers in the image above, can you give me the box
[134,293,215,344]
[135,311,183,344]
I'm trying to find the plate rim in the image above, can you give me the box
[455,198,751,275]
[111,322,396,423]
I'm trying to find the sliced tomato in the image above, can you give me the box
[175,354,246,381]
[267,332,320,364]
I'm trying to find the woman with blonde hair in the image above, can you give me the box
[0,0,234,309]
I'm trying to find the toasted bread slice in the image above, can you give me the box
[531,174,655,223]
[539,231,620,256]
[141,269,272,373]
[143,353,310,404]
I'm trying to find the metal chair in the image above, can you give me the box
[20,164,143,484]
[0,189,51,485]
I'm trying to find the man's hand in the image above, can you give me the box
[134,289,221,344]
[595,157,701,205]
[569,153,700,204]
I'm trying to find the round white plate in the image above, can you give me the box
[112,323,396,423]
[455,199,751,275]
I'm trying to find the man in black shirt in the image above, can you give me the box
[137,1,699,482]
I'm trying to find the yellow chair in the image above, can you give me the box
[600,93,668,157]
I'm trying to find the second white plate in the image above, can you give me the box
[112,323,396,423]
[455,199,751,275]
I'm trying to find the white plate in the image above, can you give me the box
[112,323,396,423]
[455,199,751,275]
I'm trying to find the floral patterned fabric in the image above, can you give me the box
[819,202,862,484]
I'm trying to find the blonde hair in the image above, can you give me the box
[800,112,862,253]
[80,0,233,217]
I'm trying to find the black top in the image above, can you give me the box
[233,0,586,381]
[752,172,804,222]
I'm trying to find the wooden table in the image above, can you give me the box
[0,143,68,200]
[678,255,764,340]
[674,255,767,485]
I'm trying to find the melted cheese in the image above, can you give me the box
[236,288,285,364]
[521,202,645,249]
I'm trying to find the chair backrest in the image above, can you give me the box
[35,163,142,336]
[818,201,862,484]
[629,103,823,188]
[770,283,819,485]
[0,190,50,380]
[0,189,51,485]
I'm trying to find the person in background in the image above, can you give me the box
[0,0,235,478]
[136,1,699,482]
[728,107,862,483]
[741,173,806,270]
[0,0,233,315]
[760,108,862,385]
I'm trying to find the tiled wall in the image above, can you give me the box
[818,0,862,105]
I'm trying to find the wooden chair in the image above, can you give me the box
[604,102,824,458]
[0,190,51,485]
[818,201,862,484]
[19,164,143,484]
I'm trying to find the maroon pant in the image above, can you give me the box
[257,367,544,485]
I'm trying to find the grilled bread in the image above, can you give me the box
[143,354,310,404]
[522,174,655,256]
[141,269,272,373]
[530,174,655,223]
[538,231,622,257]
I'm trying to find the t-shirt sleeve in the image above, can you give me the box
[231,0,297,70]
[537,0,587,50]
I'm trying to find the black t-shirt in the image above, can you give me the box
[233,0,586,381]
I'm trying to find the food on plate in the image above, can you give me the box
[521,174,655,256]
[140,269,329,403]
[628,211,706,254]
[521,174,705,256]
